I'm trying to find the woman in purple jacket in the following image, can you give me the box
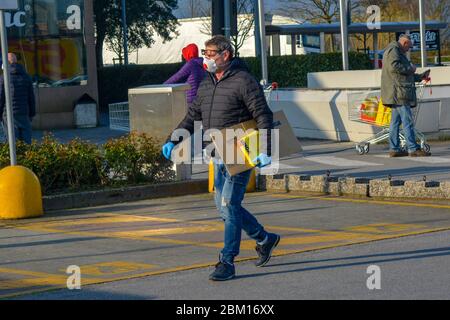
[164,43,206,106]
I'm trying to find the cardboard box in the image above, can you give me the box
[211,110,303,176]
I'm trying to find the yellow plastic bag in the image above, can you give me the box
[375,98,391,127]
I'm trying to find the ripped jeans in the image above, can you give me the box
[213,162,268,265]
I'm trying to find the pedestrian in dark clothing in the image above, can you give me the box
[0,53,36,144]
[164,43,206,106]
[162,35,280,281]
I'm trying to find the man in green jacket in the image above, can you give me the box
[381,34,430,157]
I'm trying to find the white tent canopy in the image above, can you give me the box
[103,14,308,65]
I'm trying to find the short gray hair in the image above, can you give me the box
[399,34,411,41]
[205,35,234,58]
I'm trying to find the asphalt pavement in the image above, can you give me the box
[2,192,450,300]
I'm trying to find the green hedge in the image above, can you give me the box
[0,133,175,194]
[242,52,373,88]
[98,52,372,109]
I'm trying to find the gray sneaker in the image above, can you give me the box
[255,233,280,267]
[209,261,235,281]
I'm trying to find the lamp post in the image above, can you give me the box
[419,0,427,67]
[339,0,349,70]
[0,0,19,166]
[257,0,268,85]
[121,0,128,65]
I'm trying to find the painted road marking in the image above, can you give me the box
[64,261,157,276]
[11,215,180,229]
[2,223,450,298]
[11,217,431,252]
[303,155,383,167]
[270,193,450,210]
[2,195,450,299]
[2,225,449,299]
[111,224,223,237]
[374,154,450,164]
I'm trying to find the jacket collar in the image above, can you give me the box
[208,58,248,84]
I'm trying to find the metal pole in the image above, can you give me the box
[339,0,349,70]
[0,10,17,166]
[121,0,129,65]
[291,35,296,55]
[373,32,379,69]
[419,0,427,67]
[257,0,268,85]
[254,0,261,57]
[224,0,231,39]
[320,32,325,53]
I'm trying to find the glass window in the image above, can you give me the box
[4,0,87,87]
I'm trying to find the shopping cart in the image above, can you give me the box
[263,82,279,108]
[348,78,431,155]
[108,101,130,132]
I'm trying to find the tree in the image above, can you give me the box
[94,0,180,66]
[198,0,255,57]
[275,0,340,24]
[354,0,450,52]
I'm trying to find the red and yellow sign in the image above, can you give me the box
[9,38,82,81]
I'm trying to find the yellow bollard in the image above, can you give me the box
[0,166,44,219]
[208,160,215,193]
[208,160,256,193]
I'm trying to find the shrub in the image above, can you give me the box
[103,132,174,185]
[0,132,175,194]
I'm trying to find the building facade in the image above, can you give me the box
[5,0,98,129]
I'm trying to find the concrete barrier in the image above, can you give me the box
[43,179,209,211]
[0,166,43,219]
[261,173,450,200]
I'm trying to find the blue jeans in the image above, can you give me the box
[2,115,32,144]
[389,105,419,153]
[213,163,267,265]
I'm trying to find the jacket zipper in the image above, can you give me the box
[207,69,233,128]
[208,80,218,128]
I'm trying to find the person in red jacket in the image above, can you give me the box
[164,43,206,106]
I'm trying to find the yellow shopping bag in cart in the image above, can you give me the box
[375,98,391,127]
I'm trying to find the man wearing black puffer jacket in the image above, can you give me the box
[0,53,36,144]
[162,35,280,281]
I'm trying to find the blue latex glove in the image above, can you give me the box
[252,153,272,168]
[162,142,175,160]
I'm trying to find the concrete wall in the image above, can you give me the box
[307,66,450,89]
[268,80,450,141]
[267,67,450,141]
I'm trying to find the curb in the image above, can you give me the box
[263,174,450,200]
[43,179,209,211]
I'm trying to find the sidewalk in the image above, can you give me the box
[193,139,450,183]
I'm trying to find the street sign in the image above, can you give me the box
[0,0,18,10]
[396,30,440,51]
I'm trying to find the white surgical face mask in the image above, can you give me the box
[203,49,231,73]
[203,56,218,73]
